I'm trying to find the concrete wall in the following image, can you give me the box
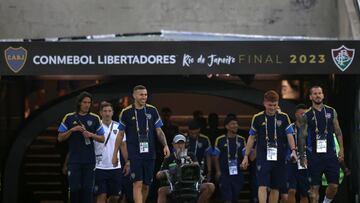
[0,0,339,39]
[338,0,360,39]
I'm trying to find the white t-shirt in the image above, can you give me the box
[94,121,126,170]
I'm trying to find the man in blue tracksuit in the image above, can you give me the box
[58,91,105,203]
[214,116,246,203]
[241,90,297,203]
[112,85,170,203]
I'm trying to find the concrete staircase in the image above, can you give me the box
[22,127,68,203]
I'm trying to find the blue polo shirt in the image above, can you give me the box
[303,105,337,157]
[58,112,104,164]
[187,134,211,164]
[213,134,246,176]
[249,111,293,161]
[118,104,163,160]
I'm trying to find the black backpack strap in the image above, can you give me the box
[104,122,114,146]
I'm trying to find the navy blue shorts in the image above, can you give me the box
[256,159,286,190]
[280,180,288,194]
[308,154,340,186]
[279,161,289,194]
[121,174,133,201]
[287,163,310,196]
[94,168,122,196]
[130,159,155,185]
[219,174,244,202]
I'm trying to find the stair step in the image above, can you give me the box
[34,190,63,195]
[24,163,62,173]
[35,136,57,140]
[25,173,64,182]
[32,136,58,145]
[27,181,62,185]
[27,145,60,154]
[26,154,61,158]
[25,156,62,163]
[29,145,56,149]
[25,172,61,176]
[26,181,63,191]
[33,191,66,201]
[25,163,61,167]
[240,190,251,195]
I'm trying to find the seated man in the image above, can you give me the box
[157,134,215,203]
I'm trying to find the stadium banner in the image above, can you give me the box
[0,41,359,75]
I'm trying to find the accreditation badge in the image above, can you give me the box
[228,159,238,175]
[139,134,149,153]
[96,154,102,165]
[316,139,327,153]
[267,147,277,161]
[84,137,91,145]
[139,142,149,153]
[266,143,277,161]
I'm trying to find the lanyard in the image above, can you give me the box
[265,114,277,144]
[187,137,198,156]
[104,121,114,146]
[312,106,328,139]
[293,124,298,146]
[194,138,198,156]
[226,135,239,160]
[134,106,149,137]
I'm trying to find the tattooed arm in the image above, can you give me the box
[156,128,168,146]
[333,110,344,162]
[299,114,308,165]
[156,128,170,157]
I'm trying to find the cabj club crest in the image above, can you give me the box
[331,45,355,72]
[4,47,28,73]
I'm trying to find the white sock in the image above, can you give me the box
[323,196,333,203]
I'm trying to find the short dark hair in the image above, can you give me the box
[188,120,200,130]
[264,90,279,102]
[309,85,323,94]
[224,115,238,126]
[295,103,307,111]
[208,113,219,123]
[133,85,146,93]
[100,101,113,111]
[76,91,92,112]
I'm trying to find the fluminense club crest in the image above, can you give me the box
[4,47,27,73]
[331,45,355,72]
